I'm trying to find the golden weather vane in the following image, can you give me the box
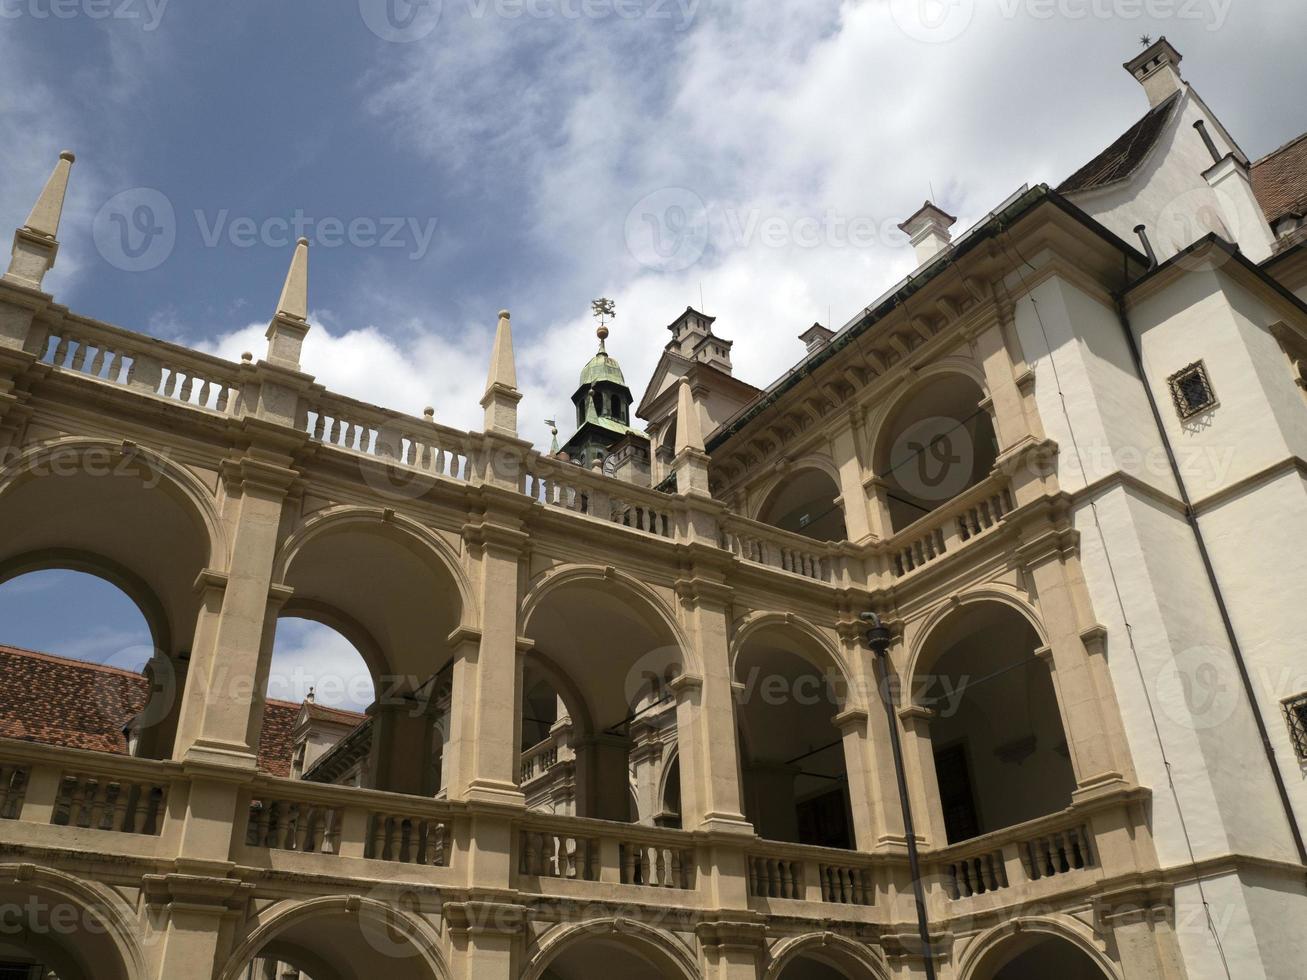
[591,298,616,351]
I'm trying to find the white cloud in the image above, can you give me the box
[267,617,375,712]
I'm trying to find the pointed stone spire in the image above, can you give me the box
[481,310,522,435]
[6,151,75,289]
[672,378,710,495]
[265,238,310,370]
[675,378,704,455]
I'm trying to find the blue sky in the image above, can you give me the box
[2,0,1305,709]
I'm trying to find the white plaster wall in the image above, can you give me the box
[1012,271,1307,978]
[1069,93,1244,263]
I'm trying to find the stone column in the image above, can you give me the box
[830,413,874,543]
[898,705,948,848]
[172,456,296,770]
[671,577,750,836]
[834,708,877,851]
[368,700,432,796]
[444,901,527,980]
[1016,526,1133,797]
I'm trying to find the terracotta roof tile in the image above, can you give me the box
[1252,131,1307,225]
[0,645,303,775]
[1060,92,1181,194]
[304,702,367,726]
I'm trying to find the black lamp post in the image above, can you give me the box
[862,612,938,980]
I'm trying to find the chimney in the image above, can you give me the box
[897,201,957,266]
[1124,37,1185,108]
[799,322,835,355]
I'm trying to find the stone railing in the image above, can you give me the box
[521,726,574,784]
[300,391,473,483]
[36,315,244,415]
[886,474,1013,579]
[239,776,461,871]
[523,454,674,539]
[516,813,697,890]
[720,514,835,583]
[52,771,168,836]
[930,810,1098,902]
[746,841,877,908]
[0,740,181,856]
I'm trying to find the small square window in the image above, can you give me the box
[1283,693,1307,762]
[1167,361,1218,420]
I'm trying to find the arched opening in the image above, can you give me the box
[0,569,163,758]
[970,930,1114,980]
[519,660,579,815]
[757,467,848,542]
[0,451,215,761]
[533,929,694,980]
[916,602,1076,844]
[735,621,854,849]
[231,903,445,980]
[0,874,137,980]
[657,755,682,828]
[273,518,464,797]
[521,574,685,825]
[777,953,861,979]
[264,616,376,786]
[876,374,998,533]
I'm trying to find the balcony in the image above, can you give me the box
[881,472,1014,581]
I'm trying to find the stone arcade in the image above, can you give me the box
[0,38,1306,980]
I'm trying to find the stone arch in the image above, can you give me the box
[0,437,227,567]
[217,895,451,980]
[731,611,861,849]
[957,917,1121,980]
[275,506,475,625]
[523,918,698,980]
[863,356,990,464]
[864,363,997,534]
[764,932,890,980]
[278,596,392,690]
[0,548,172,654]
[905,590,1074,844]
[521,564,696,677]
[905,585,1048,690]
[730,611,860,711]
[0,864,147,980]
[752,456,847,542]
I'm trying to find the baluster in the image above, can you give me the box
[83,779,105,829]
[216,384,230,413]
[99,782,122,831]
[87,344,106,377]
[51,334,70,367]
[779,859,794,899]
[622,843,637,884]
[255,801,273,847]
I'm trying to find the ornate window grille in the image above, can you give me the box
[1283,693,1307,762]
[1167,361,1218,419]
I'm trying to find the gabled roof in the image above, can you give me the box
[1060,91,1181,194]
[1253,131,1307,225]
[0,644,305,777]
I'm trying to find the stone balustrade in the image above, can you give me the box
[887,473,1014,579]
[931,810,1100,903]
[747,842,879,910]
[37,316,244,415]
[301,391,473,482]
[720,513,836,582]
[524,454,674,539]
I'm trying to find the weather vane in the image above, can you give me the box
[591,297,616,351]
[1139,34,1152,48]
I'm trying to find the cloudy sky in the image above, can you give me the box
[1,0,1304,708]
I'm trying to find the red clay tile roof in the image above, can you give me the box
[1252,131,1307,225]
[1060,92,1181,194]
[0,645,304,775]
